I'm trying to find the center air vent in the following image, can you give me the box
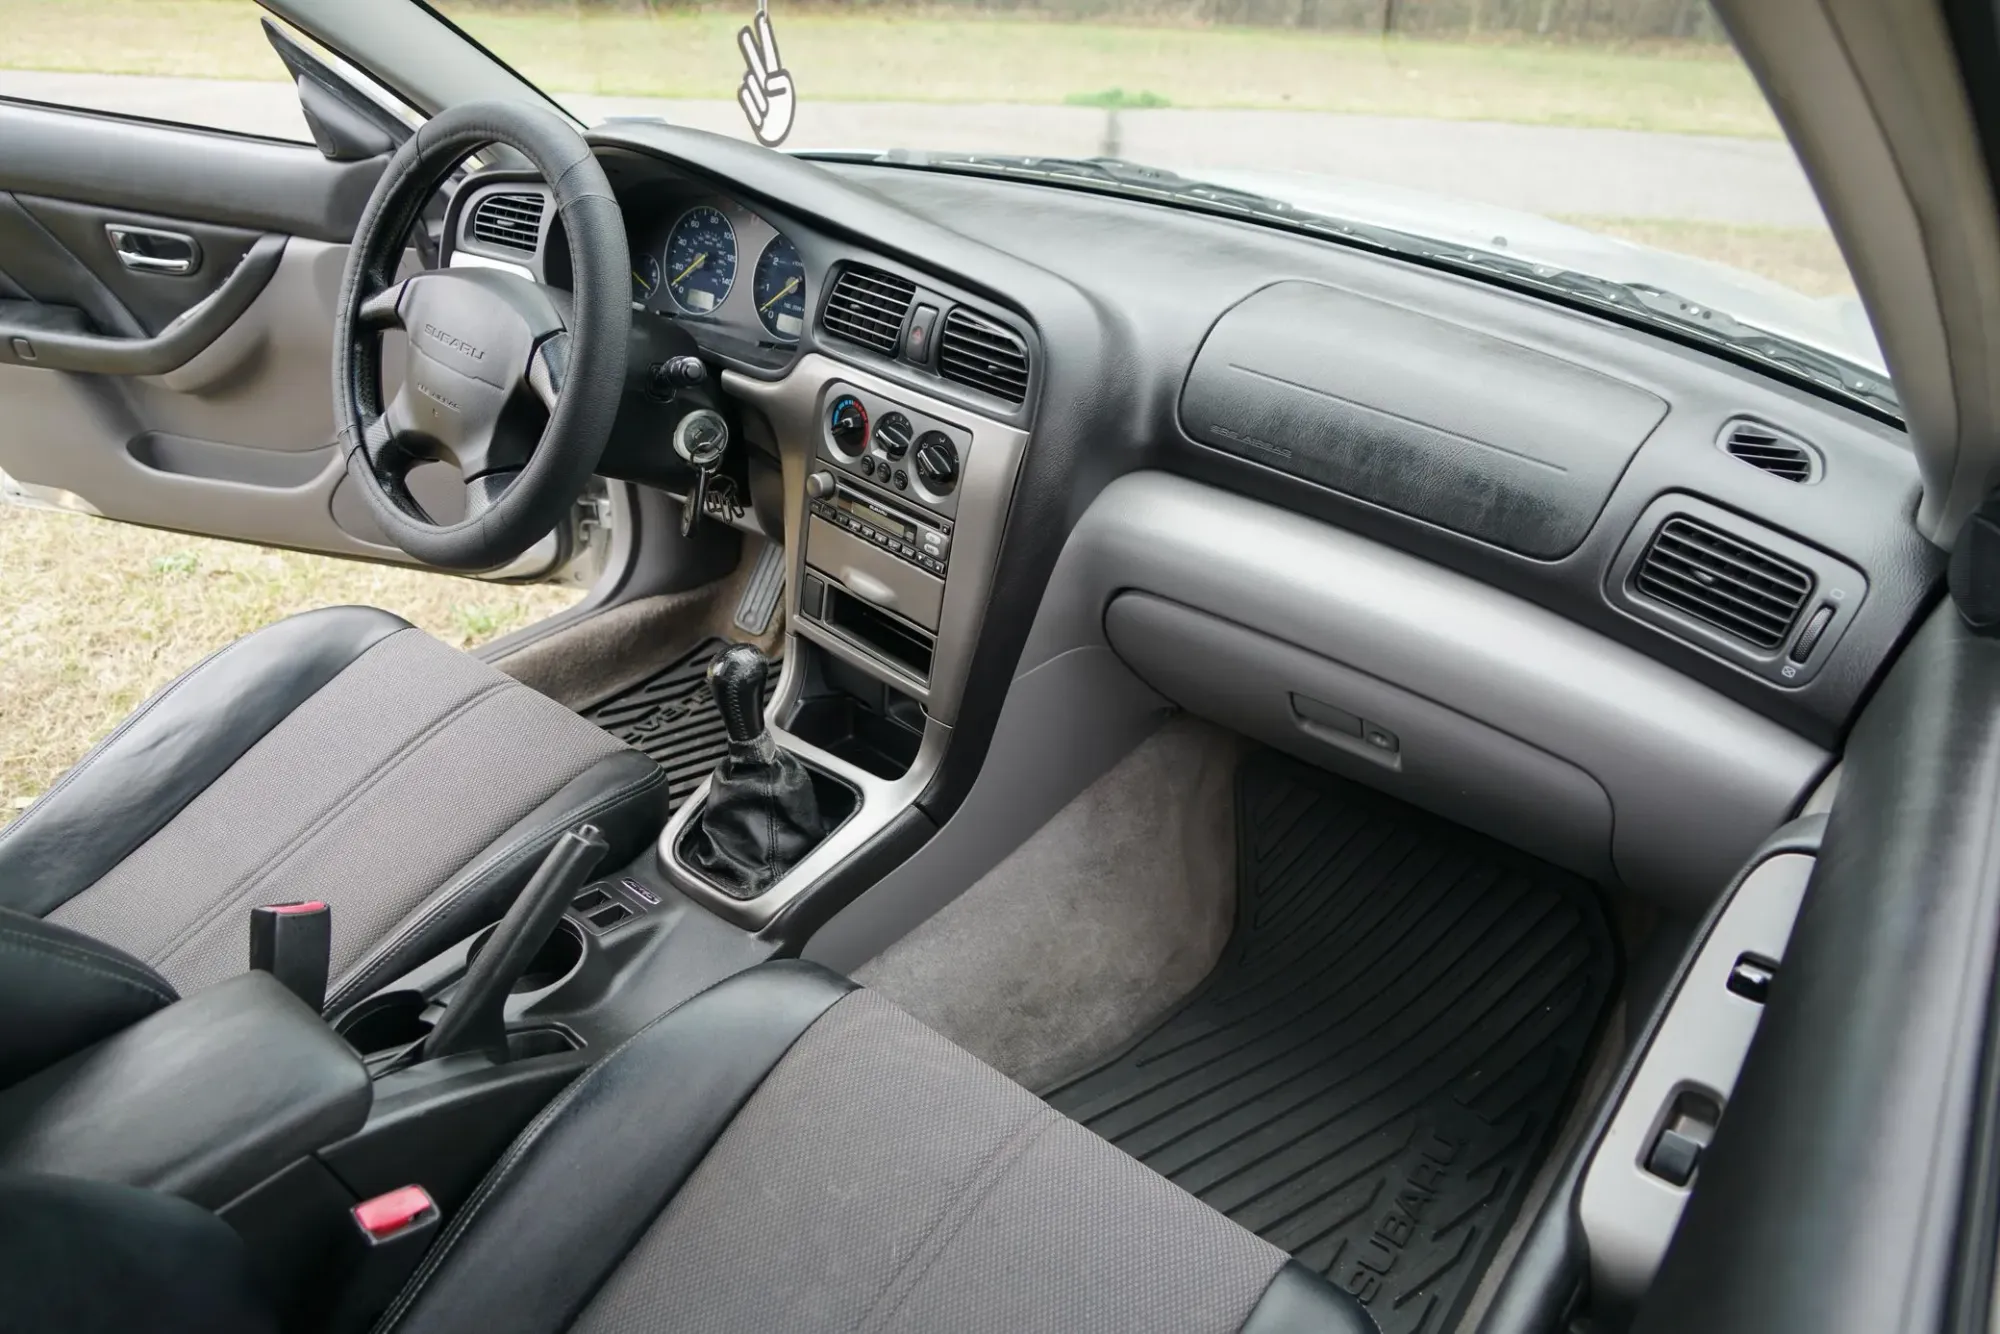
[1631,515,1814,650]
[938,307,1030,404]
[469,192,545,253]
[821,266,916,355]
[1720,419,1818,483]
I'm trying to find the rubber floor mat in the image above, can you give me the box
[581,638,776,811]
[1046,750,1615,1334]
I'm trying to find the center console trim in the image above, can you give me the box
[720,353,1030,728]
[653,710,952,932]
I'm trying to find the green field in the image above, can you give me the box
[0,0,1781,136]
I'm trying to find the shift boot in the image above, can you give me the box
[685,644,829,897]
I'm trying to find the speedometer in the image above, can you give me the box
[663,206,737,315]
[753,234,806,341]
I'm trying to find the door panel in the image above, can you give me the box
[0,98,562,579]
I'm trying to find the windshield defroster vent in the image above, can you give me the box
[468,192,545,254]
[1720,419,1818,483]
[938,307,1030,404]
[1631,515,1814,650]
[821,266,916,355]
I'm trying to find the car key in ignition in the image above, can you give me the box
[673,407,731,536]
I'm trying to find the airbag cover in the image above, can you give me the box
[1179,280,1667,557]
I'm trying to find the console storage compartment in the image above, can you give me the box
[0,971,370,1207]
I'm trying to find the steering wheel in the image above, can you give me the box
[332,102,631,572]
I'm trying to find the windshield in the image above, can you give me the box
[424,1,1885,406]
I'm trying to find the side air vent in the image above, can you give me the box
[938,306,1030,404]
[1720,419,1818,483]
[469,192,545,253]
[821,266,916,355]
[1631,516,1814,650]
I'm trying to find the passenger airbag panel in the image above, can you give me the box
[1178,280,1668,557]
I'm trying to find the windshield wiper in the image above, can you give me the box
[843,151,1902,423]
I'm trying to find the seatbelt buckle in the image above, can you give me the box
[326,1185,440,1333]
[249,900,331,1013]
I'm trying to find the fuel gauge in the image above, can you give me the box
[632,253,661,303]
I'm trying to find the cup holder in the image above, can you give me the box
[464,916,586,995]
[335,989,433,1056]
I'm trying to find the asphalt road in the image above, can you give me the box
[0,69,1828,228]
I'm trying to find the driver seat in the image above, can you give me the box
[0,606,667,1015]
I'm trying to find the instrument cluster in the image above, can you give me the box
[631,196,805,349]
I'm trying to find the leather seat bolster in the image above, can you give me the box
[1241,1260,1381,1334]
[0,606,410,917]
[379,961,856,1334]
[0,908,178,1089]
[325,748,670,1013]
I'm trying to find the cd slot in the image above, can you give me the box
[824,585,935,680]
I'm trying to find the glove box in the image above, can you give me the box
[1104,591,1620,888]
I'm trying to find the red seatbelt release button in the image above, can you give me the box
[352,1185,436,1242]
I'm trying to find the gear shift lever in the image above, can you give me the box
[686,645,829,897]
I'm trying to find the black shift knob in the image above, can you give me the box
[707,644,770,745]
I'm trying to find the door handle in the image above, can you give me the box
[106,224,201,276]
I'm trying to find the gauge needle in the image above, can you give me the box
[673,252,708,284]
[633,269,654,292]
[759,277,801,312]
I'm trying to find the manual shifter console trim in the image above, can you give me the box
[654,705,950,932]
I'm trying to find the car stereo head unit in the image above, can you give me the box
[809,482,951,577]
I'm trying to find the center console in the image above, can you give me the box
[651,354,1031,929]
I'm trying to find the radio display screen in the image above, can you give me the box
[836,494,917,545]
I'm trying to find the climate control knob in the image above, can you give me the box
[827,395,869,458]
[913,432,959,495]
[875,412,914,460]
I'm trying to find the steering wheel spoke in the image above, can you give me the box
[357,279,410,331]
[527,331,570,413]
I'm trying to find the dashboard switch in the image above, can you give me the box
[805,471,836,499]
[905,305,940,363]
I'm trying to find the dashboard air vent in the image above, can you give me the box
[469,192,545,253]
[937,306,1030,404]
[1632,516,1814,649]
[1721,420,1817,483]
[821,266,916,355]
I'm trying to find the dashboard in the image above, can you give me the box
[441,120,1945,914]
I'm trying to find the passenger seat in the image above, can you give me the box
[0,962,1375,1333]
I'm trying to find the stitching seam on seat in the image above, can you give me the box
[0,928,177,1006]
[142,677,516,973]
[325,764,664,1012]
[859,1104,1059,1334]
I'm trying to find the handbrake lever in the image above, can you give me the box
[422,824,608,1064]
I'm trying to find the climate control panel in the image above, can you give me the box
[817,383,971,520]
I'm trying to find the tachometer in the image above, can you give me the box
[753,234,806,341]
[663,206,737,314]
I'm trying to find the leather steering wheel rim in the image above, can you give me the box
[332,100,630,572]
